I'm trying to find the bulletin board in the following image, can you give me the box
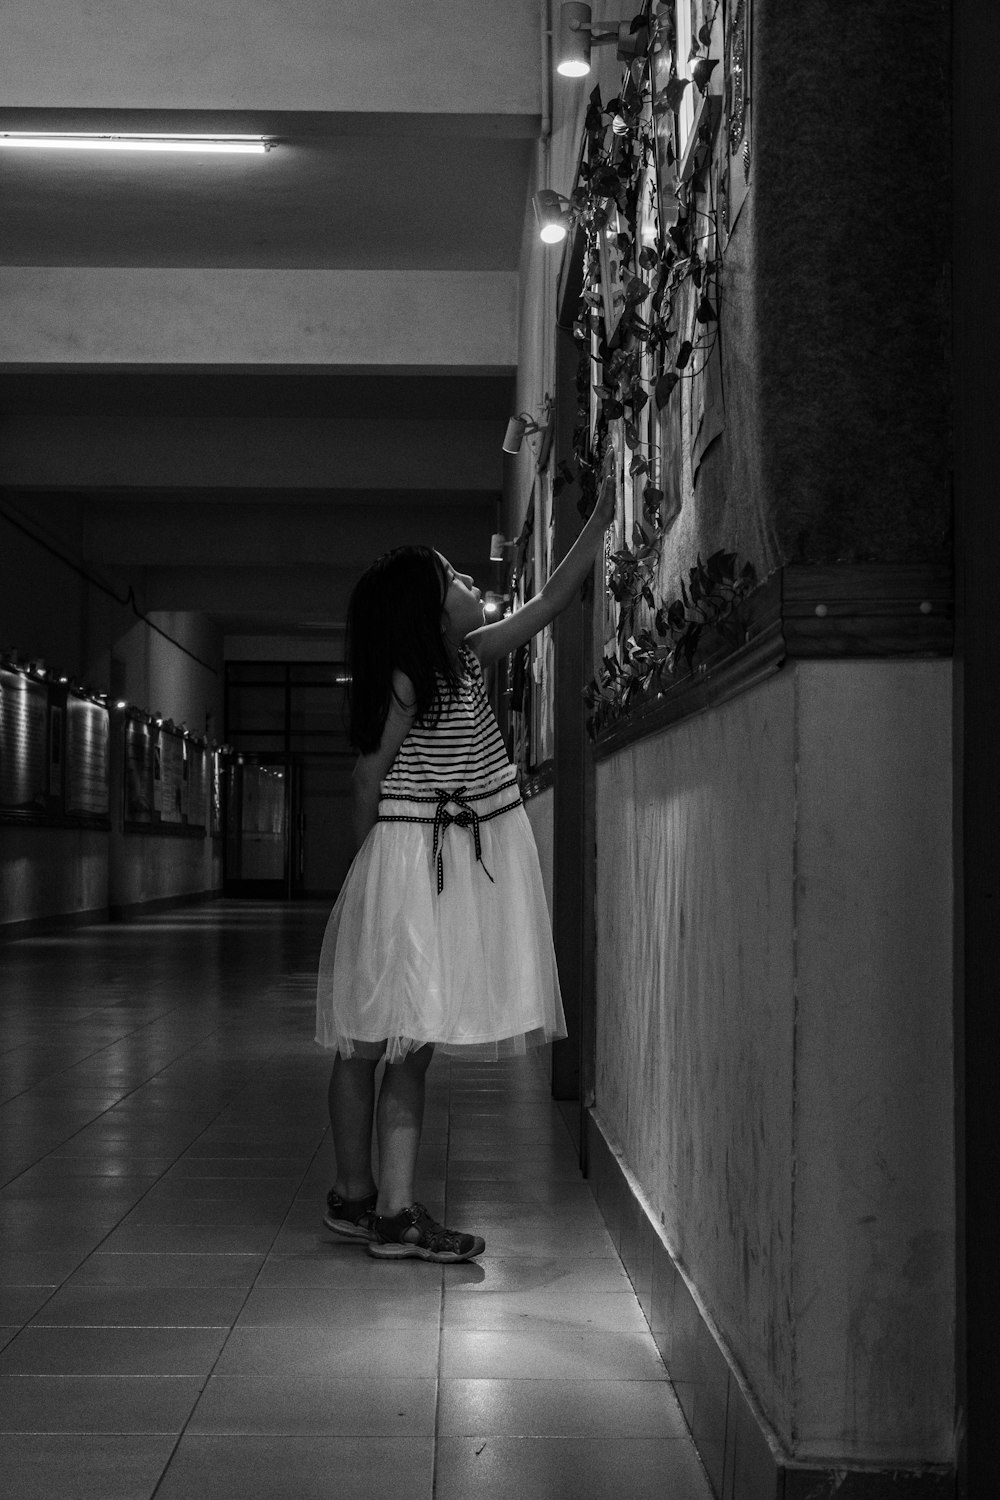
[0,667,49,816]
[123,713,213,835]
[65,696,110,819]
[573,0,756,737]
[0,665,111,828]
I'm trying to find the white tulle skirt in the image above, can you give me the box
[315,777,565,1062]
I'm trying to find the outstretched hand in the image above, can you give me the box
[593,447,617,528]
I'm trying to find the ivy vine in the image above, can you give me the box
[585,548,756,739]
[544,1,755,737]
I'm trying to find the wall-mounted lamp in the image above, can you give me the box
[556,3,649,78]
[532,188,572,244]
[490,533,515,563]
[484,591,510,617]
[503,396,554,455]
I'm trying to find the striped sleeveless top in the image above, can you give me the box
[383,647,512,792]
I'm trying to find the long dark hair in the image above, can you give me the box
[346,545,459,754]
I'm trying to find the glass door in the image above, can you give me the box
[224,755,290,896]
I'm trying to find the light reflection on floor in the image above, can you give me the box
[0,901,709,1499]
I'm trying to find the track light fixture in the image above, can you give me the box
[532,188,572,244]
[502,396,553,456]
[556,3,648,78]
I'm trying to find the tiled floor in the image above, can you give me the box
[0,901,712,1499]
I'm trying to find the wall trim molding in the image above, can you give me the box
[0,888,221,942]
[584,1108,956,1500]
[593,562,953,761]
[520,760,555,801]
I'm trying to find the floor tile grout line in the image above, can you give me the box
[430,1056,452,1500]
[0,1033,314,1336]
[0,947,330,1490]
[0,1024,247,1192]
[144,1020,338,1497]
[0,1000,216,1116]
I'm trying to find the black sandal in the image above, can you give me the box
[323,1188,378,1242]
[366,1202,485,1263]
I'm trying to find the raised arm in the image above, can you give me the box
[467,454,617,668]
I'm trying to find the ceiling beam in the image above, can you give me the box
[1,415,507,489]
[1,0,542,118]
[0,268,519,369]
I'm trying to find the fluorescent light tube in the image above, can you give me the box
[0,134,270,154]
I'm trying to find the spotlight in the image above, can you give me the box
[557,1,593,76]
[490,534,514,563]
[555,4,649,78]
[532,188,570,245]
[502,396,553,455]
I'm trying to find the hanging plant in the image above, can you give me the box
[585,549,756,738]
[544,2,748,736]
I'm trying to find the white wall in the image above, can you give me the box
[109,829,218,912]
[0,827,109,926]
[595,661,954,1463]
[596,671,798,1436]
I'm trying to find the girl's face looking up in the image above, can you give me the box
[437,553,485,642]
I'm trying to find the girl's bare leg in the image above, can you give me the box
[328,1053,379,1200]
[375,1045,434,1216]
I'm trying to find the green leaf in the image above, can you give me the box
[654,371,679,408]
[675,340,694,369]
[698,20,714,45]
[668,218,690,253]
[630,454,649,476]
[691,57,719,94]
[696,294,718,323]
[663,76,691,113]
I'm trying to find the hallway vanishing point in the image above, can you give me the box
[0,902,713,1499]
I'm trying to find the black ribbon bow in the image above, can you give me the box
[431,787,496,895]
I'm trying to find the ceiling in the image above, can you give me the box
[0,3,542,644]
[0,112,534,271]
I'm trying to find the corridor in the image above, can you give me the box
[0,902,712,1499]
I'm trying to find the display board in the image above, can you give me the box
[0,666,111,825]
[0,667,49,813]
[124,718,156,822]
[0,661,220,833]
[123,713,215,833]
[65,696,110,818]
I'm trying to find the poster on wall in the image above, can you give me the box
[48,705,64,799]
[186,745,208,830]
[65,696,110,819]
[158,732,185,823]
[210,752,222,837]
[0,667,48,813]
[722,0,752,242]
[124,718,155,823]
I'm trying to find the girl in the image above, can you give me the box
[316,455,616,1263]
